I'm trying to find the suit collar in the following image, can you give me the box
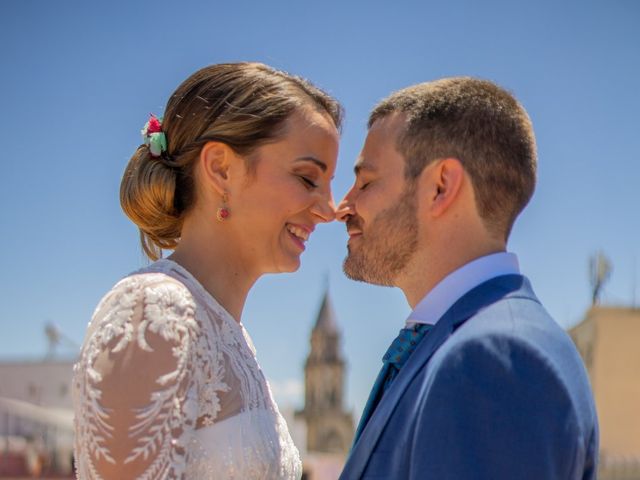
[342,274,536,480]
[407,252,520,327]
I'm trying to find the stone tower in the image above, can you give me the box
[297,289,354,454]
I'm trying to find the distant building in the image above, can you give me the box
[0,359,75,477]
[296,289,354,477]
[570,306,640,479]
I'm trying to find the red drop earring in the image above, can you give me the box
[216,192,230,222]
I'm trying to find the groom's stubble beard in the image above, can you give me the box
[343,185,419,286]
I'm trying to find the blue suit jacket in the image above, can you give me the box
[340,275,598,480]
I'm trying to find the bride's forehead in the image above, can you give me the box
[282,107,339,136]
[255,114,338,159]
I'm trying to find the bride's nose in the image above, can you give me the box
[311,194,336,223]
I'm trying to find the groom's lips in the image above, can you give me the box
[346,217,364,241]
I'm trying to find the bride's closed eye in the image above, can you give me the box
[298,175,319,189]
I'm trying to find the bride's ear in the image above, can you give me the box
[198,141,239,196]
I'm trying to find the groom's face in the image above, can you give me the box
[337,113,419,286]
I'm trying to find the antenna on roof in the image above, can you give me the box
[45,322,79,359]
[632,256,637,308]
[589,251,612,306]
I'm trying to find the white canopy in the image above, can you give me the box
[0,396,73,431]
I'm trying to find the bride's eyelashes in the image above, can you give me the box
[299,175,319,189]
[293,168,321,189]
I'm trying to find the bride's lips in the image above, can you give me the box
[286,223,314,251]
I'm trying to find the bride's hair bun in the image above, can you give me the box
[120,145,182,260]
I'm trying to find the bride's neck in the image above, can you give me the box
[168,231,258,323]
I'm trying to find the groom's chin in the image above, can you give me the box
[343,256,365,282]
[343,256,395,287]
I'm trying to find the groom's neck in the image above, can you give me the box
[397,236,506,309]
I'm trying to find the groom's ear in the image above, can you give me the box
[422,158,465,218]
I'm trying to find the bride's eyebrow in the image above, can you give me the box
[294,156,327,172]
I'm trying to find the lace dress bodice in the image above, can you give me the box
[72,259,302,479]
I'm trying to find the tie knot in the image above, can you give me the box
[382,323,433,371]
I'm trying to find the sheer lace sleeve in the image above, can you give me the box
[74,263,302,479]
[73,274,222,480]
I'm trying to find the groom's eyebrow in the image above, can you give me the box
[354,162,376,175]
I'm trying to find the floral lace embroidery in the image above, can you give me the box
[73,263,302,479]
[73,275,229,479]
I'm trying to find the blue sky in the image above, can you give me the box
[1,0,638,416]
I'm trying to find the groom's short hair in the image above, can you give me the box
[369,77,537,240]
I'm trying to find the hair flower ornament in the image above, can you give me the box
[141,114,167,157]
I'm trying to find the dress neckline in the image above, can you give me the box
[141,258,257,357]
[152,258,242,326]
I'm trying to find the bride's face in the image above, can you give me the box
[229,107,339,274]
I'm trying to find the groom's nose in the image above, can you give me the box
[336,192,355,223]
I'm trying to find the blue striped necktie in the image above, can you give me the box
[353,323,433,444]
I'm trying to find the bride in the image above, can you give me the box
[72,62,342,479]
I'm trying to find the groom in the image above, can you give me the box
[337,78,599,479]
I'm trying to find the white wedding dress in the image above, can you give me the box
[72,259,302,479]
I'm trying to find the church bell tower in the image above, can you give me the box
[297,288,354,454]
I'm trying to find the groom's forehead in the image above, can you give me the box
[369,112,407,137]
[353,115,406,173]
[364,113,406,152]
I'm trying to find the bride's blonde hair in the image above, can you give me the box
[120,62,343,261]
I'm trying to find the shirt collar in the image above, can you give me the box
[406,252,520,327]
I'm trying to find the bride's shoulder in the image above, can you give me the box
[94,268,195,317]
[83,268,199,349]
[73,269,206,479]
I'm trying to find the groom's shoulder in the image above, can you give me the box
[451,280,572,358]
[456,274,558,335]
[429,278,592,398]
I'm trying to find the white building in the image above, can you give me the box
[0,358,75,476]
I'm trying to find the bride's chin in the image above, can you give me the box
[272,239,303,273]
[276,255,302,274]
[280,260,301,273]
[261,256,301,275]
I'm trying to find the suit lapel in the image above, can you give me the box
[342,275,534,479]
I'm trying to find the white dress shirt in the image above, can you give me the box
[406,252,520,327]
